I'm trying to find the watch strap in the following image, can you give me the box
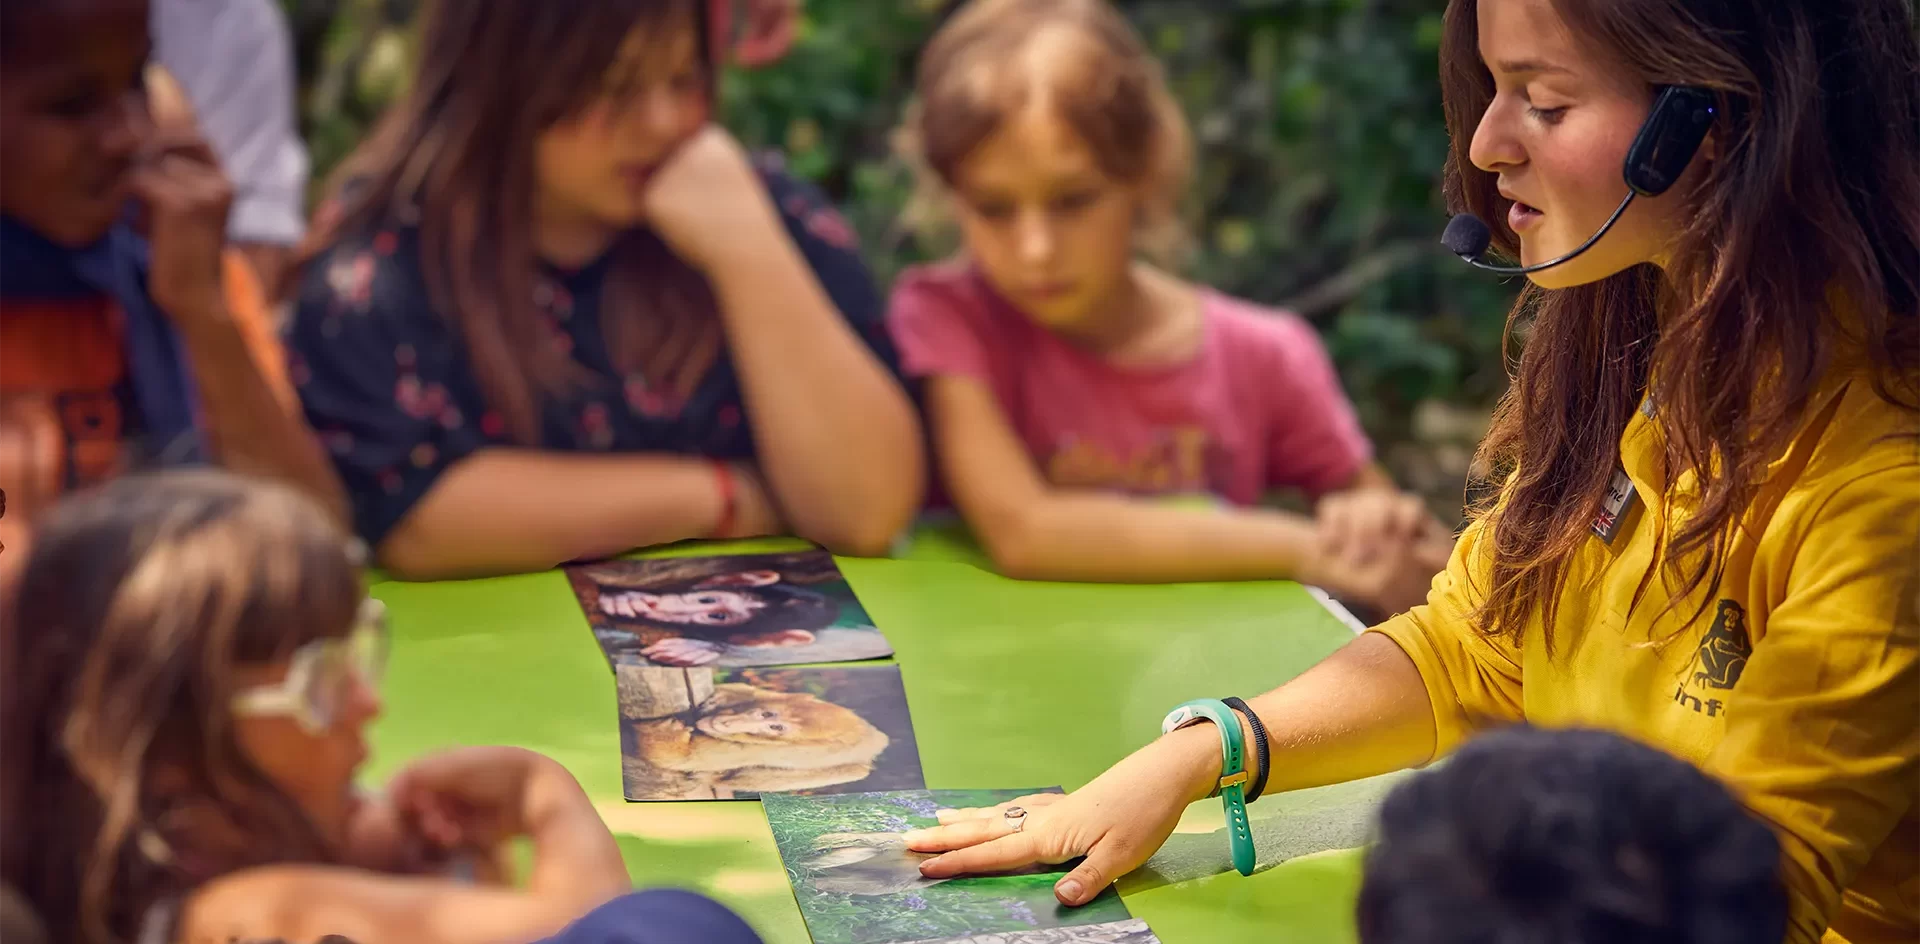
[1221,696,1270,803]
[1162,698,1256,876]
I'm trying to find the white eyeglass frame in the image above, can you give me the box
[232,598,388,734]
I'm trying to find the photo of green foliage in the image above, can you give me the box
[923,920,1162,944]
[765,789,1136,944]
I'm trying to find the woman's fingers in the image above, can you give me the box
[932,793,1063,825]
[1053,842,1131,906]
[910,807,1131,907]
[917,831,1053,879]
[905,815,1011,853]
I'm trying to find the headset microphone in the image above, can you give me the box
[1443,85,1717,277]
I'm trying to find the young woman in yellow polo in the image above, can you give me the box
[899,1,1920,942]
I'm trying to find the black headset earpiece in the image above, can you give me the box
[1623,85,1718,197]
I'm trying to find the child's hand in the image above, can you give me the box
[383,746,543,851]
[642,126,783,272]
[1313,534,1454,616]
[129,136,234,328]
[342,789,447,875]
[344,788,516,883]
[1315,488,1438,565]
[732,0,802,67]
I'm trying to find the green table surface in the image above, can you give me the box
[366,521,1398,943]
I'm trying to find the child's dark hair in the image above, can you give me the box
[899,0,1192,262]
[0,1,44,62]
[1356,725,1788,944]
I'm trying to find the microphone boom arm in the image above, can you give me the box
[1463,191,1637,276]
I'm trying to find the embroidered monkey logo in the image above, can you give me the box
[1691,600,1752,690]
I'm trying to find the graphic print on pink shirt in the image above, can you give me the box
[1046,427,1218,496]
[887,263,1373,505]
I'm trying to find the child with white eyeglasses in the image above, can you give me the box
[0,469,762,944]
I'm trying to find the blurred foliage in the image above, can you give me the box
[283,0,1516,451]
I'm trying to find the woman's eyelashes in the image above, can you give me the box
[1522,87,1570,125]
[1526,104,1569,125]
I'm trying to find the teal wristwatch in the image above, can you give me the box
[1161,698,1256,876]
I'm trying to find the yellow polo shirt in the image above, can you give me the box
[1373,373,1918,944]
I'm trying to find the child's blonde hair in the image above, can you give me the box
[896,0,1194,264]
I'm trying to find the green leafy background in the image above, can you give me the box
[282,0,1514,522]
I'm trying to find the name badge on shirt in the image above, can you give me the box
[1592,466,1639,544]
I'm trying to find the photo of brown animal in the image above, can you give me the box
[617,664,922,801]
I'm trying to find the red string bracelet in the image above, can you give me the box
[708,460,738,540]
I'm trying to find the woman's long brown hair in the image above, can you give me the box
[1440,0,1920,648]
[298,0,722,446]
[0,472,365,944]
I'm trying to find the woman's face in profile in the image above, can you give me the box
[1467,0,1707,288]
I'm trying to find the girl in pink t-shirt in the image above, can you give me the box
[887,0,1452,613]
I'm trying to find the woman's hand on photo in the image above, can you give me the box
[643,125,784,272]
[903,732,1219,906]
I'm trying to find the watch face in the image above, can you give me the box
[1163,703,1225,735]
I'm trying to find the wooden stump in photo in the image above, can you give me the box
[616,663,713,720]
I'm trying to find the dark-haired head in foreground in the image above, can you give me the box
[1358,726,1787,944]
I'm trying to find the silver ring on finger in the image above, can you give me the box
[1004,806,1028,833]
